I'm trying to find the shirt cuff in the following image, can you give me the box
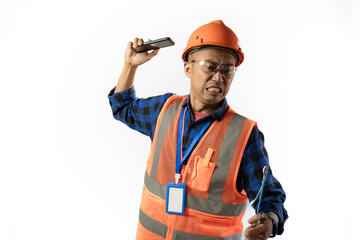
[108,86,136,107]
[262,203,288,235]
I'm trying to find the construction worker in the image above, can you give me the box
[108,20,288,240]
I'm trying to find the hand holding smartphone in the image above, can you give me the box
[132,37,175,53]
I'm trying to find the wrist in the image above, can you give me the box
[266,212,278,238]
[115,63,138,93]
[124,62,138,70]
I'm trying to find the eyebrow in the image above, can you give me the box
[203,59,234,66]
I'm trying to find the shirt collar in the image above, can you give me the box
[182,95,229,122]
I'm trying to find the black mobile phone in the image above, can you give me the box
[132,37,175,53]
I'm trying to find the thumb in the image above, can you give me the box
[153,48,160,55]
[147,48,160,60]
[248,214,258,224]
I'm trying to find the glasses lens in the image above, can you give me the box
[222,66,234,78]
[193,60,235,78]
[202,61,217,73]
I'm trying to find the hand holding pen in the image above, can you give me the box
[244,166,275,240]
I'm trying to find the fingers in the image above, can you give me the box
[244,214,272,240]
[244,224,267,240]
[132,37,145,48]
[248,214,258,224]
[125,37,158,66]
[132,37,139,48]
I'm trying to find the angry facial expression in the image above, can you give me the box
[184,48,236,113]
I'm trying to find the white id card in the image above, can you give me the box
[166,182,186,215]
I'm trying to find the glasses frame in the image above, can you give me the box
[191,60,237,79]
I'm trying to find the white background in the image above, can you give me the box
[1,0,359,239]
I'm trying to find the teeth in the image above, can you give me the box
[208,87,220,93]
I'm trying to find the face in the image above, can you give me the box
[184,48,236,111]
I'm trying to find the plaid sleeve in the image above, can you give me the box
[237,127,288,235]
[108,86,174,140]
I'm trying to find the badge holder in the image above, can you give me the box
[166,174,186,215]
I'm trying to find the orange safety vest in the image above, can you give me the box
[136,95,257,240]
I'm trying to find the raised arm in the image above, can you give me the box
[114,37,160,93]
[109,37,173,139]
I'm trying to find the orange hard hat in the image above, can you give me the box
[182,20,244,67]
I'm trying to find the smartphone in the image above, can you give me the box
[132,37,175,53]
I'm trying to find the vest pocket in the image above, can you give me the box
[188,148,216,192]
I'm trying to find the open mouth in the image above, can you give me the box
[206,86,222,93]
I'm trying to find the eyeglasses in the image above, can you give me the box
[191,60,236,79]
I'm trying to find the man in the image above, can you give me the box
[108,20,288,240]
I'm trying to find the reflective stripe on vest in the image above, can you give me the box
[150,100,182,179]
[139,208,243,240]
[139,209,167,238]
[144,172,247,216]
[173,229,243,240]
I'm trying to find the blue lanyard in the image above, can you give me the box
[176,106,213,174]
[256,166,269,214]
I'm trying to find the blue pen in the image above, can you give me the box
[254,166,269,226]
[257,166,269,214]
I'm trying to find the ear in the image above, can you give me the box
[184,61,192,78]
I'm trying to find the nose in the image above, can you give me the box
[212,69,224,82]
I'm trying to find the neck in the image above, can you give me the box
[189,96,221,114]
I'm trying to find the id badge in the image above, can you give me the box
[166,182,186,215]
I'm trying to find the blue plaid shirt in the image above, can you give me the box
[108,86,288,234]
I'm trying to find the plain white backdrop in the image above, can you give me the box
[1,0,359,239]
